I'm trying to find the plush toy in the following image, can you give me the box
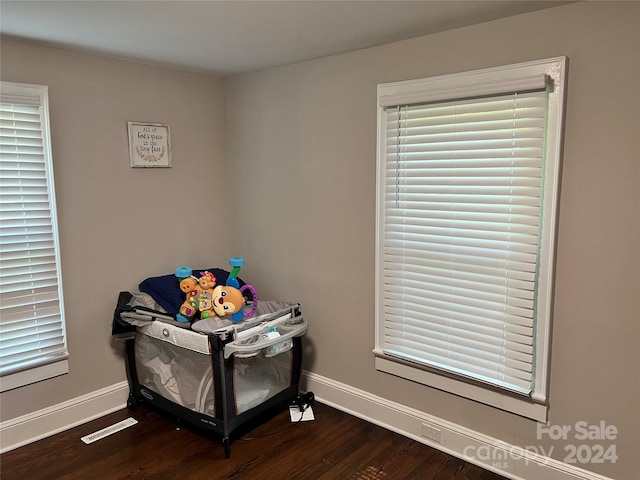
[175,260,257,323]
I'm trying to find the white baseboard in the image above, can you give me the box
[303,371,614,480]
[0,381,129,454]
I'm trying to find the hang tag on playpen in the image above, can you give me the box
[289,405,315,422]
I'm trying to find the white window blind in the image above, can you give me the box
[375,58,566,418]
[0,82,68,391]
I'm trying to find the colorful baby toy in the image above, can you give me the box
[175,258,258,323]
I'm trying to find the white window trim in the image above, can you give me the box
[374,57,567,422]
[0,359,69,392]
[0,82,69,392]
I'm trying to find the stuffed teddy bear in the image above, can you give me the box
[177,270,248,322]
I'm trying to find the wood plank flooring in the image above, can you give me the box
[1,402,506,480]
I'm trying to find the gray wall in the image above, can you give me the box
[226,3,639,479]
[0,40,230,418]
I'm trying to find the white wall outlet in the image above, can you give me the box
[422,422,442,443]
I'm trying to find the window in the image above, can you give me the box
[374,58,566,421]
[0,82,68,392]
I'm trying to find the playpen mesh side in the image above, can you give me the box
[232,349,293,414]
[134,332,215,415]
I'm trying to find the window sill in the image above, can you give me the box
[0,359,69,393]
[374,352,547,422]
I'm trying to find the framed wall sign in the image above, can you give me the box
[128,121,172,168]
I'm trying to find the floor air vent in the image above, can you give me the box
[81,417,138,444]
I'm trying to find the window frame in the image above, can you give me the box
[374,58,567,421]
[0,81,69,392]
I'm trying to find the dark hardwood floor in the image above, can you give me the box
[1,402,506,480]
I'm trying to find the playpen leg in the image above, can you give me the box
[222,437,231,458]
[126,392,138,411]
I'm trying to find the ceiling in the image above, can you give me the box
[0,1,570,77]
